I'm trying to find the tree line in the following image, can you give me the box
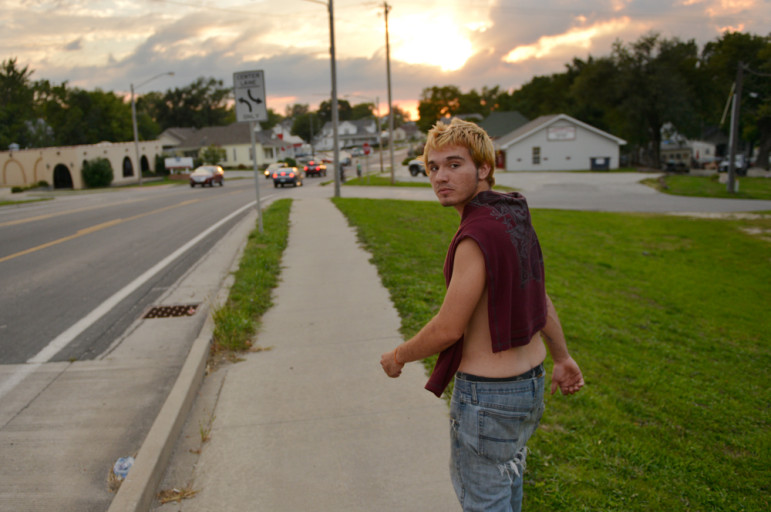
[2,31,768,169]
[416,32,770,169]
[0,58,405,151]
[0,63,238,149]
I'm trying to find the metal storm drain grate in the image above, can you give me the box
[144,304,200,319]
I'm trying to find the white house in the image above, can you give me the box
[495,114,626,171]
[168,124,284,168]
[316,120,381,151]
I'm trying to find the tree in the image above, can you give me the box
[147,77,234,130]
[0,58,36,149]
[610,34,704,167]
[284,103,309,118]
[416,85,464,132]
[702,32,771,168]
[318,99,352,124]
[201,144,226,165]
[350,102,375,121]
[291,112,323,145]
[259,108,283,131]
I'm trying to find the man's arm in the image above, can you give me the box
[541,294,584,395]
[380,238,486,378]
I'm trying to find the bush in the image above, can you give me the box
[81,157,114,188]
[155,154,169,175]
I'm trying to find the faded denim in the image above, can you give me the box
[449,365,545,512]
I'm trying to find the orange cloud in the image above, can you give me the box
[503,17,632,63]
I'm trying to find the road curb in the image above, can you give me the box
[106,312,212,512]
[106,207,258,512]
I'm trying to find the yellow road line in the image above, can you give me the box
[0,198,201,264]
[0,191,188,228]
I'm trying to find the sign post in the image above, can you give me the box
[233,70,268,233]
[363,142,371,185]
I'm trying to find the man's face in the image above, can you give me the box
[426,144,490,212]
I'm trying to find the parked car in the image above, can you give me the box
[264,162,288,179]
[407,159,427,176]
[189,165,224,187]
[350,147,365,156]
[718,154,747,176]
[303,159,327,177]
[272,167,303,188]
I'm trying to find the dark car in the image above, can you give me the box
[189,165,224,187]
[272,167,303,187]
[303,159,327,177]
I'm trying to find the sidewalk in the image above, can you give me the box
[152,197,459,511]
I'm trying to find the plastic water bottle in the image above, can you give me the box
[113,456,134,480]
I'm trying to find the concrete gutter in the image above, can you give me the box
[105,206,257,512]
[106,315,212,512]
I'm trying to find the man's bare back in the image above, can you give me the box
[457,278,547,378]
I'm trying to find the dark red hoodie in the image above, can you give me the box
[425,191,547,397]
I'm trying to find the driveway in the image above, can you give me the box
[387,170,771,214]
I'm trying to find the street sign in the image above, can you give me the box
[363,142,371,155]
[233,70,268,123]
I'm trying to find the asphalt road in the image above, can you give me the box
[1,179,257,364]
[0,174,324,512]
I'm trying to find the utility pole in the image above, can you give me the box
[329,0,341,197]
[727,62,743,194]
[383,1,396,185]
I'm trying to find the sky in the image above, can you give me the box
[2,0,769,121]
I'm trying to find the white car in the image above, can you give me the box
[718,154,747,175]
[407,159,427,176]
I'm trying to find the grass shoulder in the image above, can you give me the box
[642,173,771,199]
[0,196,53,207]
[210,199,292,363]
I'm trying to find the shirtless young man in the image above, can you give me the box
[380,118,584,511]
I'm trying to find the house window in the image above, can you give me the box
[532,147,541,165]
[233,148,237,161]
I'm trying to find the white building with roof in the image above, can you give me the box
[495,114,626,171]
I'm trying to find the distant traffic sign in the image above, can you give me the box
[363,142,371,155]
[233,70,267,123]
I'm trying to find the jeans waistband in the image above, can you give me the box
[456,363,544,383]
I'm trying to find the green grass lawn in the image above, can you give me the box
[333,197,770,511]
[643,174,771,199]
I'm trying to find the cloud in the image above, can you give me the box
[1,0,769,120]
[64,38,82,51]
[502,17,634,64]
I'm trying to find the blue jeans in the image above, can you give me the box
[449,364,545,512]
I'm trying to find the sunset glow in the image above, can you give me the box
[503,17,632,63]
[391,14,474,72]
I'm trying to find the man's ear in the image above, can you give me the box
[477,162,492,183]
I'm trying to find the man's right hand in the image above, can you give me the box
[550,357,584,395]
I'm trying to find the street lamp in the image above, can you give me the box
[131,71,174,186]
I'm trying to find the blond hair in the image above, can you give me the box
[423,118,496,186]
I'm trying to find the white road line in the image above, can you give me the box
[0,201,257,401]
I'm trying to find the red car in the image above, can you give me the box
[189,165,224,187]
[303,160,327,177]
